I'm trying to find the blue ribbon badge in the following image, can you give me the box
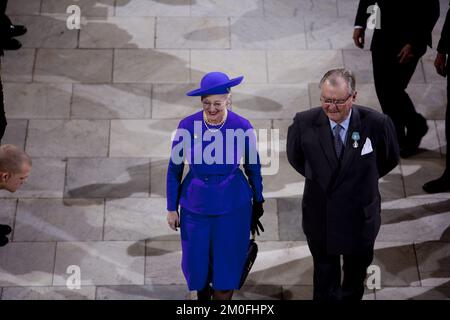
[351,132,360,148]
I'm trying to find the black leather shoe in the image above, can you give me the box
[2,38,22,50]
[423,175,450,193]
[0,235,9,247]
[0,224,12,236]
[6,24,27,38]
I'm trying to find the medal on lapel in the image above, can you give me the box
[351,132,360,148]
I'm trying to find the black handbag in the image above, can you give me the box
[238,233,258,289]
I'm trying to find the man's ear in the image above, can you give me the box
[0,172,10,182]
[352,91,358,102]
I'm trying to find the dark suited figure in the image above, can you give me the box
[353,0,440,158]
[287,69,399,300]
[0,0,27,50]
[423,4,450,193]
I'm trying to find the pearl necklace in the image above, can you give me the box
[203,109,228,132]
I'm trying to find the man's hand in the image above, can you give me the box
[353,28,365,49]
[434,52,447,77]
[167,211,180,231]
[398,44,414,64]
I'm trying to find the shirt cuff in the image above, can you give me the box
[354,26,364,29]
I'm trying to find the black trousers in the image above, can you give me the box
[307,240,374,301]
[445,67,450,171]
[371,46,426,147]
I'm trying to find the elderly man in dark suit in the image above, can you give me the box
[353,0,440,158]
[287,68,399,300]
[423,2,450,193]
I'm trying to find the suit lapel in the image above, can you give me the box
[315,111,339,171]
[333,107,362,188]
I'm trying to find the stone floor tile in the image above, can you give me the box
[246,241,313,285]
[256,199,279,241]
[337,0,358,17]
[0,199,16,227]
[375,286,450,300]
[305,16,355,49]
[281,285,313,300]
[262,154,304,198]
[190,50,267,84]
[379,198,450,242]
[26,120,109,157]
[145,241,185,285]
[110,119,179,157]
[0,120,28,150]
[53,241,145,286]
[104,198,178,241]
[379,166,405,200]
[0,158,66,199]
[1,286,96,300]
[156,17,230,49]
[415,241,450,287]
[116,0,190,17]
[373,242,420,287]
[191,0,264,17]
[72,84,151,119]
[6,0,41,15]
[422,49,447,84]
[152,84,200,119]
[264,0,338,18]
[4,83,72,119]
[41,0,115,17]
[1,49,35,82]
[231,17,306,50]
[114,49,189,83]
[267,50,343,83]
[277,198,305,241]
[9,15,78,48]
[401,158,449,197]
[0,242,56,286]
[80,17,155,49]
[96,285,189,300]
[66,158,150,198]
[149,158,170,198]
[232,84,310,119]
[407,84,446,120]
[343,49,374,83]
[14,199,104,242]
[34,49,113,83]
[234,285,283,300]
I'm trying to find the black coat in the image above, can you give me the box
[286,106,399,254]
[355,0,440,53]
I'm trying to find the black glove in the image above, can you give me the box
[251,200,265,236]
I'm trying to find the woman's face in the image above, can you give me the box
[201,94,229,123]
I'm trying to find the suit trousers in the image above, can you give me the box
[371,46,425,147]
[307,238,374,301]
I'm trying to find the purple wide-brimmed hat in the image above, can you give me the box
[186,71,244,96]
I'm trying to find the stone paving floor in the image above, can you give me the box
[0,0,449,300]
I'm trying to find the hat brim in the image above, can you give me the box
[186,76,244,96]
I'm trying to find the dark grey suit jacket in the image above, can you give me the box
[287,106,399,254]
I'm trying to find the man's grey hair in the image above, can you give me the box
[0,144,32,174]
[319,68,356,95]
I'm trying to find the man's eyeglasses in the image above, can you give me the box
[320,94,353,107]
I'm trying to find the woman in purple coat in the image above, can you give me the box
[166,72,264,300]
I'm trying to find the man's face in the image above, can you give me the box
[0,163,31,193]
[320,80,356,124]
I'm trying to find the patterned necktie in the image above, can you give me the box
[333,124,344,159]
